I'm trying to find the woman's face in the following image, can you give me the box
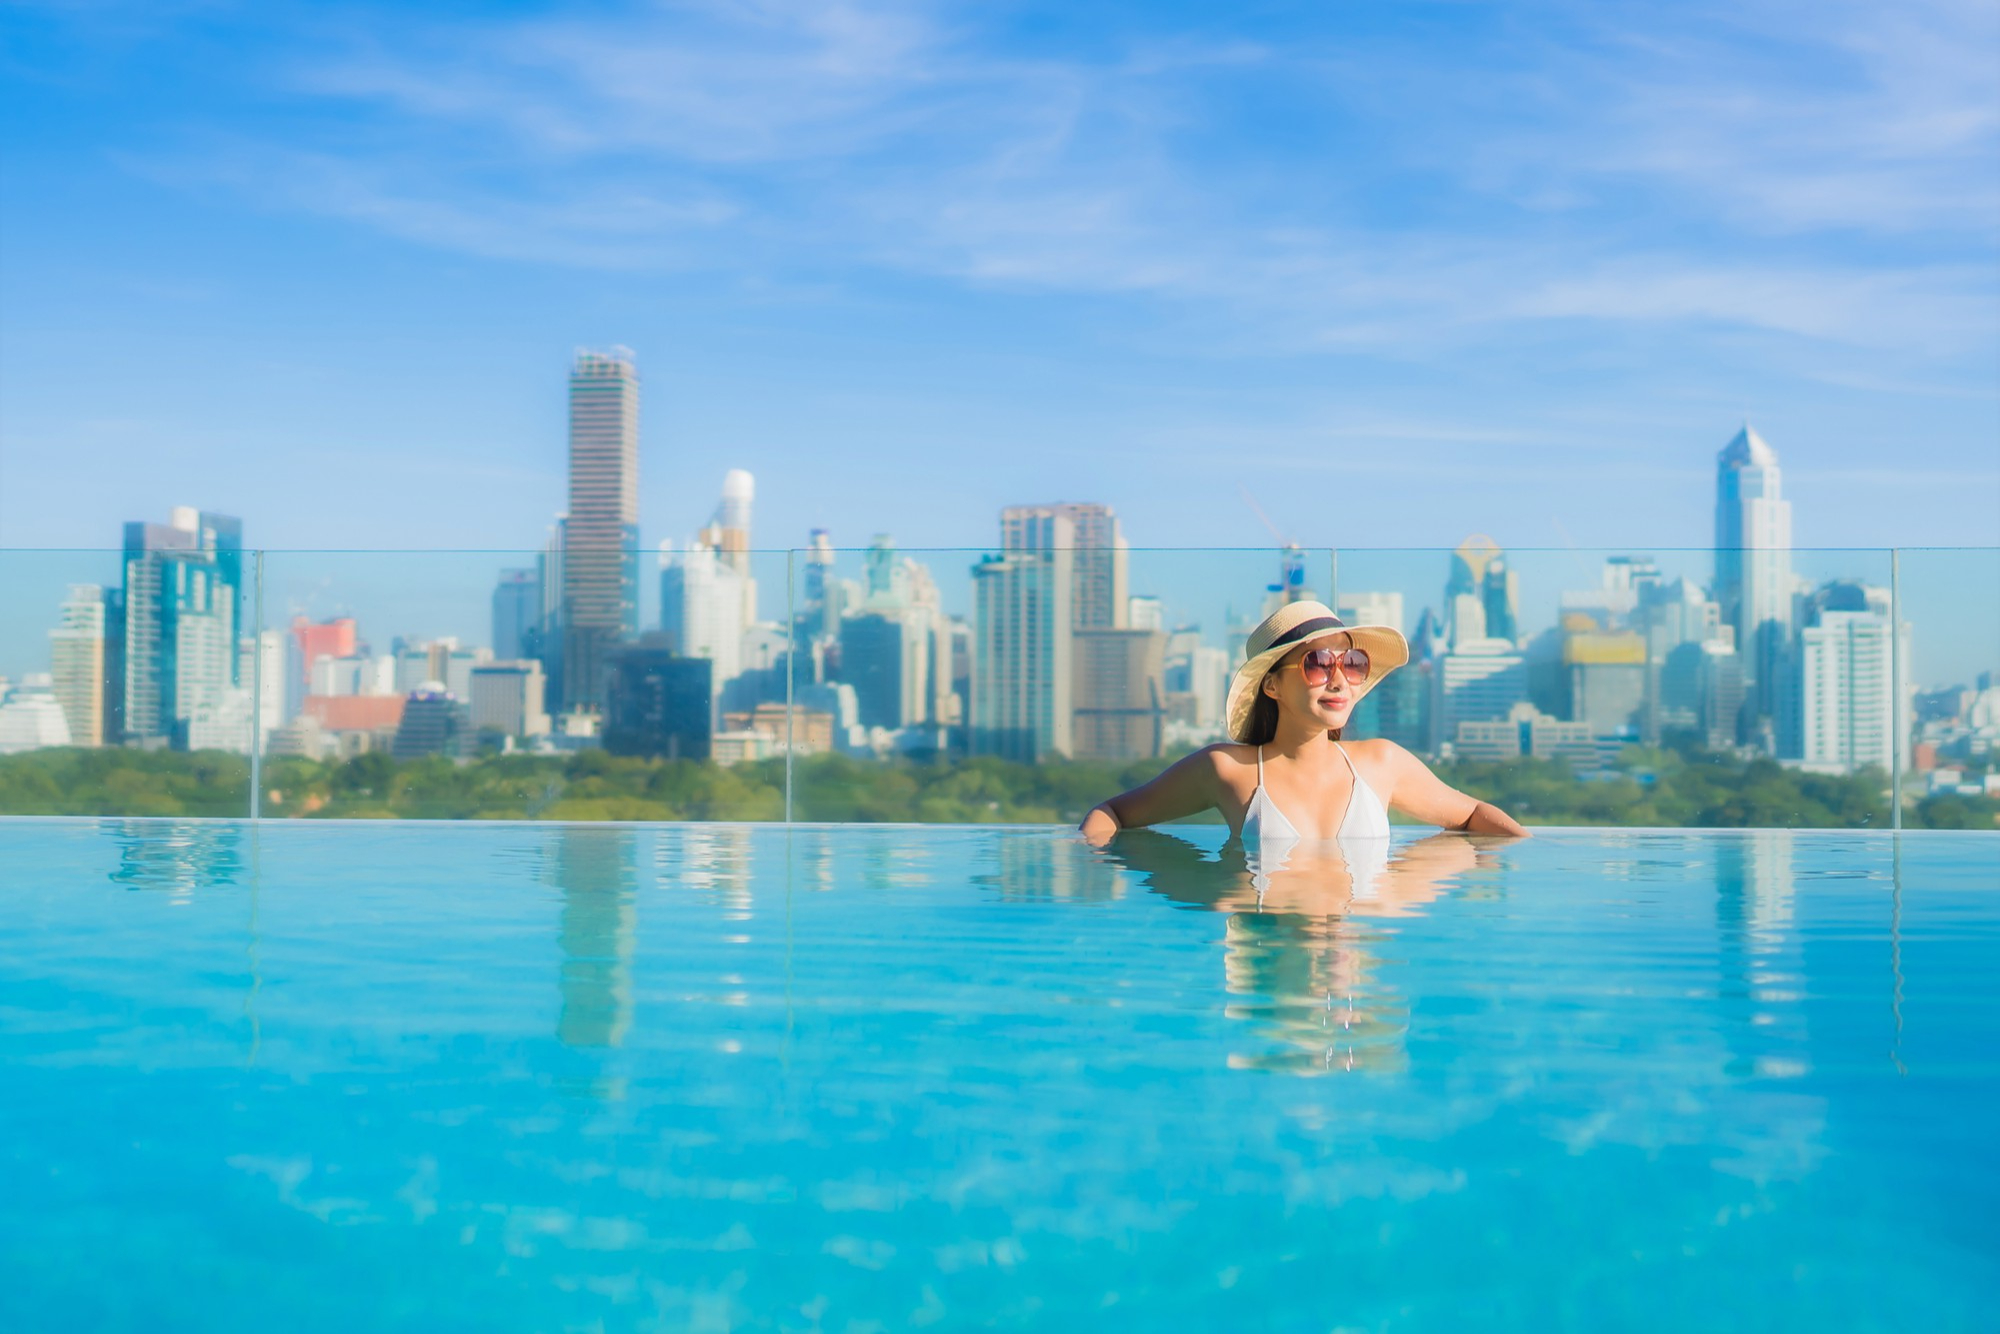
[1261,633,1361,731]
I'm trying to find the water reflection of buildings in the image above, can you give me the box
[1101,830,1485,1076]
[980,832,1128,903]
[1713,829,1808,1080]
[553,826,637,1051]
[108,819,243,895]
[658,825,755,917]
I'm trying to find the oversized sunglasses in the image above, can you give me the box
[1285,646,1370,687]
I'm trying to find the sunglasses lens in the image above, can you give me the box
[1344,649,1370,682]
[1297,648,1337,686]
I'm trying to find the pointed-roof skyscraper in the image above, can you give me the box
[1713,424,1793,746]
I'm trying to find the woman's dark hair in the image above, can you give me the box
[1243,670,1342,746]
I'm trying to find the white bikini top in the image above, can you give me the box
[1244,743,1393,903]
[1244,742,1392,846]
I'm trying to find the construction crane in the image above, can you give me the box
[1240,486,1311,610]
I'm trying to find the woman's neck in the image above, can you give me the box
[1264,718,1341,760]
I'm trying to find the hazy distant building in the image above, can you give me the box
[1127,596,1165,632]
[840,613,907,731]
[1634,577,1725,741]
[1562,630,1647,735]
[560,349,640,711]
[604,638,712,760]
[1713,425,1794,745]
[1072,628,1167,760]
[0,678,71,753]
[660,540,749,720]
[1456,702,1603,770]
[1446,536,1515,648]
[184,630,283,754]
[49,585,107,747]
[392,688,473,760]
[698,469,757,607]
[469,661,549,740]
[492,568,541,662]
[1337,591,1405,635]
[288,616,357,722]
[311,653,395,697]
[1435,641,1527,747]
[1163,638,1230,737]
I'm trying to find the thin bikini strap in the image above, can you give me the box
[1256,745,1264,781]
[1333,742,1359,833]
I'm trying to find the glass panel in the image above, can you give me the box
[245,547,797,820]
[1895,547,2000,830]
[783,544,1322,823]
[8,544,1983,830]
[0,547,253,816]
[765,540,1926,831]
[1331,545,1902,829]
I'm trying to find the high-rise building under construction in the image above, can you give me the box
[560,349,640,711]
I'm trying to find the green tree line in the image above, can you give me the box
[2,742,1992,829]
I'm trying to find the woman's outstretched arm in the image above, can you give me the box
[1080,747,1224,846]
[1375,741,1530,836]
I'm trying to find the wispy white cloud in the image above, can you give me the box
[104,0,2000,364]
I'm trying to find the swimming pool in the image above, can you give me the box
[1,820,1993,1330]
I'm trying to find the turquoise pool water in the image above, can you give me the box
[1,820,1994,1331]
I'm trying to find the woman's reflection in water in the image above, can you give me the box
[1099,829,1491,1076]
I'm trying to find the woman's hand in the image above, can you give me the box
[1079,804,1121,846]
[1454,801,1529,837]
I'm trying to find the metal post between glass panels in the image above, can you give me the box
[249,549,264,821]
[1890,547,1902,833]
[784,548,796,825]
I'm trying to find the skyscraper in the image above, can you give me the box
[492,568,541,662]
[1713,425,1794,744]
[660,540,749,723]
[694,470,758,626]
[604,639,713,760]
[121,508,242,749]
[560,349,640,711]
[986,502,1161,760]
[1445,535,1509,648]
[1002,503,1128,629]
[972,510,1076,762]
[49,585,107,747]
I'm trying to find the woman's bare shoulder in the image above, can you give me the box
[1204,742,1259,770]
[1345,736,1418,769]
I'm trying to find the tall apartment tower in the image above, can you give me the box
[560,349,641,711]
[972,537,1075,761]
[1799,611,1899,774]
[976,502,1160,762]
[1713,425,1794,743]
[1002,502,1129,629]
[49,584,107,747]
[121,508,242,749]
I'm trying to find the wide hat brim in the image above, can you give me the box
[1224,609,1409,743]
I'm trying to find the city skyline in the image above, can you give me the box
[4,410,1994,785]
[1,1,1995,558]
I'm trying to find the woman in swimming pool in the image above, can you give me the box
[1080,600,1527,846]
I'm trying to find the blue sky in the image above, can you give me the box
[1,0,1995,563]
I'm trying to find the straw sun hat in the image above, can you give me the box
[1224,600,1410,744]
